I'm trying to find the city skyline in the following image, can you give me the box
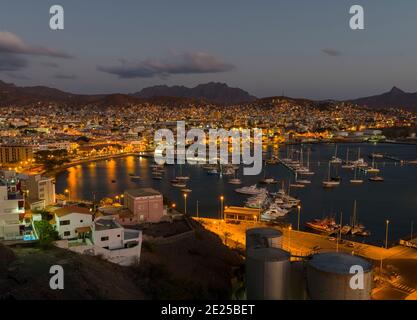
[1,0,417,99]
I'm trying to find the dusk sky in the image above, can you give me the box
[1,0,417,99]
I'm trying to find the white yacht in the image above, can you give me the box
[235,184,266,195]
[322,162,340,188]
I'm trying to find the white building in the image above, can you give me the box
[26,174,56,208]
[0,177,25,240]
[54,206,93,239]
[92,217,141,250]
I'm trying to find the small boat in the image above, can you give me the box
[370,153,384,159]
[228,178,242,185]
[152,175,163,180]
[172,182,187,188]
[350,168,363,184]
[207,169,219,175]
[259,178,278,184]
[367,168,380,174]
[330,145,342,164]
[322,181,340,188]
[369,176,384,182]
[367,158,380,173]
[130,175,141,181]
[342,148,355,169]
[340,225,352,235]
[290,183,305,188]
[323,162,340,188]
[181,188,192,193]
[330,157,342,164]
[176,164,190,180]
[228,169,242,184]
[235,184,266,195]
[306,217,339,235]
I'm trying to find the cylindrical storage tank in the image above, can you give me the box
[307,252,372,300]
[246,228,283,251]
[246,247,291,300]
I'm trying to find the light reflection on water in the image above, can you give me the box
[55,143,417,246]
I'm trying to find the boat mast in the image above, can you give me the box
[352,200,357,227]
[327,162,331,182]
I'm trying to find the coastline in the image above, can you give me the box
[44,140,417,178]
[43,152,154,178]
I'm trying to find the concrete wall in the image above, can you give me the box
[66,232,143,266]
[55,212,93,239]
[93,227,124,249]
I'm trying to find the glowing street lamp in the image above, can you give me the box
[297,205,301,231]
[64,188,70,201]
[385,220,390,249]
[183,193,187,215]
[220,195,224,220]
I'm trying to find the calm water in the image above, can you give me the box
[55,143,417,246]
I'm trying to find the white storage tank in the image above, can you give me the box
[246,227,283,251]
[307,252,372,300]
[246,247,291,300]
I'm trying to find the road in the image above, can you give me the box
[195,217,417,300]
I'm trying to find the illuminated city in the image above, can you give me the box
[1,1,417,308]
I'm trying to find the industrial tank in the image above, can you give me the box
[246,247,291,300]
[306,252,372,300]
[246,227,283,251]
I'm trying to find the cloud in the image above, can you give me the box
[0,53,27,71]
[53,72,77,80]
[41,61,59,68]
[98,51,235,78]
[4,72,30,80]
[0,31,73,58]
[321,48,342,57]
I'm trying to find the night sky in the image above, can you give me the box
[1,0,417,99]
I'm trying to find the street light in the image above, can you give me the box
[183,193,187,215]
[64,188,70,201]
[385,220,390,249]
[297,205,301,231]
[288,226,292,253]
[220,195,224,220]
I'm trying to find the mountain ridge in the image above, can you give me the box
[1,80,417,110]
[133,82,257,104]
[349,86,417,110]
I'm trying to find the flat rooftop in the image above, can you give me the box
[125,188,161,198]
[95,218,121,231]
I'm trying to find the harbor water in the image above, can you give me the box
[55,143,417,246]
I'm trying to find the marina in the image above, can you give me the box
[55,142,417,246]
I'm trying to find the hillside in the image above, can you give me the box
[0,219,242,300]
[350,87,417,110]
